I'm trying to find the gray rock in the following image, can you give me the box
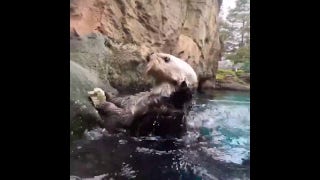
[70,33,112,83]
[238,73,250,83]
[70,61,118,140]
[70,32,152,92]
[215,81,250,91]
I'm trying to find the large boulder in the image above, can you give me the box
[70,31,152,92]
[70,60,118,140]
[215,69,250,91]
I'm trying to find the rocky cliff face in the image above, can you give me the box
[70,0,222,90]
[70,0,223,137]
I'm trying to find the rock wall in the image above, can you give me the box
[70,0,223,137]
[70,0,222,90]
[70,60,118,140]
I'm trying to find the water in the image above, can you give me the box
[70,90,250,180]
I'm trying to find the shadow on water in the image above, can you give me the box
[70,90,250,180]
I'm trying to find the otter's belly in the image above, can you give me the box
[130,110,187,138]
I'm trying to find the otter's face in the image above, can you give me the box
[146,53,198,89]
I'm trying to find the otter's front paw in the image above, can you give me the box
[88,88,107,107]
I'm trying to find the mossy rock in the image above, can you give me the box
[217,69,236,76]
[235,70,245,76]
[216,69,236,81]
[70,32,149,90]
[70,61,118,140]
[70,32,112,83]
[216,73,225,80]
[215,69,249,90]
[238,73,250,84]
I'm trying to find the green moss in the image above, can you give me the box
[216,73,225,80]
[216,69,248,85]
[235,70,245,76]
[217,69,236,76]
[216,69,236,81]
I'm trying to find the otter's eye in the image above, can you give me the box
[164,57,170,63]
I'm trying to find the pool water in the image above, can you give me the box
[70,90,250,180]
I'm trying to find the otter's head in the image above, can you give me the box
[145,52,198,94]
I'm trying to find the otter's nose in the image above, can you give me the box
[146,52,155,62]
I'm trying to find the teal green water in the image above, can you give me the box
[70,90,250,179]
[190,90,250,165]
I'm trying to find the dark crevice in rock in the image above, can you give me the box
[114,0,126,15]
[135,1,144,10]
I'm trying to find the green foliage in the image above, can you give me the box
[218,0,250,84]
[242,61,250,73]
[227,0,250,45]
[226,45,250,63]
[216,69,247,85]
[219,18,233,42]
[216,73,225,80]
[218,69,236,76]
[216,69,236,81]
[235,70,245,76]
[219,0,250,54]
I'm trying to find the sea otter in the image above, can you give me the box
[88,52,198,137]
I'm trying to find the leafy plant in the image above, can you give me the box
[219,0,250,65]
